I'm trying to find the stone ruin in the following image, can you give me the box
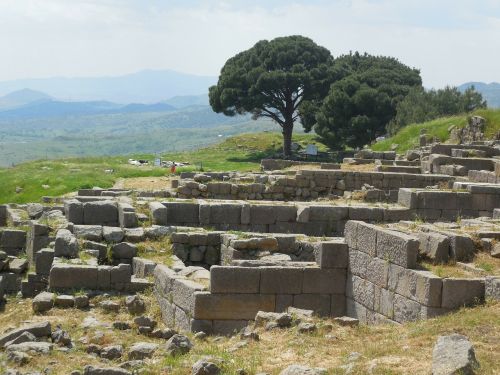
[0,135,500,337]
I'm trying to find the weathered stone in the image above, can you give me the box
[6,341,53,354]
[192,359,221,375]
[279,365,327,375]
[125,295,146,315]
[441,278,485,309]
[54,229,79,258]
[73,225,103,241]
[432,334,479,375]
[55,294,75,308]
[100,345,123,360]
[103,226,125,243]
[51,326,72,347]
[4,332,37,347]
[83,365,131,375]
[0,321,51,347]
[165,334,193,356]
[333,316,359,327]
[83,200,119,226]
[100,300,121,312]
[112,242,137,259]
[32,291,55,313]
[128,342,158,360]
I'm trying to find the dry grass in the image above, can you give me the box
[341,163,377,172]
[136,237,173,265]
[114,176,174,191]
[0,294,498,374]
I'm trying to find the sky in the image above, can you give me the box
[0,0,499,88]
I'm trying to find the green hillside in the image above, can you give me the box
[0,132,324,204]
[373,108,500,153]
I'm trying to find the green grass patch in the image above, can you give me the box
[372,108,500,153]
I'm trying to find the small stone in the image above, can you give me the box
[432,334,480,375]
[74,295,89,309]
[279,365,327,374]
[138,326,153,335]
[240,328,259,342]
[7,351,31,365]
[334,316,359,327]
[125,295,146,315]
[86,344,102,355]
[32,292,55,313]
[55,295,75,308]
[151,328,177,340]
[100,300,121,312]
[165,334,193,356]
[192,359,221,375]
[128,342,158,360]
[100,345,123,360]
[113,322,131,331]
[297,322,317,334]
[133,316,156,329]
[120,360,145,370]
[51,326,72,347]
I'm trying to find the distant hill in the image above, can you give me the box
[0,98,178,119]
[458,82,500,108]
[0,88,52,110]
[0,70,216,104]
[164,94,209,108]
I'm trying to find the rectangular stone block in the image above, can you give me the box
[356,222,378,257]
[315,241,348,269]
[34,248,54,276]
[302,268,346,294]
[156,294,176,327]
[344,220,358,249]
[163,202,199,224]
[49,264,98,289]
[83,200,119,226]
[293,294,331,316]
[330,294,346,317]
[260,267,304,294]
[110,264,132,285]
[172,278,206,312]
[210,266,260,294]
[209,203,241,224]
[441,278,485,309]
[64,199,83,224]
[193,292,275,320]
[97,266,111,289]
[374,286,394,319]
[275,294,293,312]
[345,273,375,310]
[149,202,167,225]
[346,298,368,323]
[376,228,418,268]
[393,293,421,323]
[212,320,249,336]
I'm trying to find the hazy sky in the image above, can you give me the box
[1,0,499,87]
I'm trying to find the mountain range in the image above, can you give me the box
[458,82,500,108]
[0,69,216,104]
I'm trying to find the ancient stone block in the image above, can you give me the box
[302,268,346,294]
[210,266,260,294]
[83,200,119,226]
[441,278,485,309]
[193,292,275,320]
[376,228,418,268]
[260,267,304,294]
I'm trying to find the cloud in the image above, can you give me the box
[0,0,498,87]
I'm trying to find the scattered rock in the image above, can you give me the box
[51,326,72,347]
[194,331,208,341]
[119,360,145,370]
[86,344,102,355]
[100,345,123,360]
[279,365,327,374]
[192,359,221,375]
[7,350,31,365]
[6,341,53,355]
[0,321,51,347]
[297,322,317,334]
[32,291,55,313]
[100,300,121,313]
[125,295,146,315]
[133,316,156,329]
[55,294,75,308]
[74,294,90,309]
[113,321,131,331]
[83,365,131,375]
[165,334,193,356]
[432,334,479,375]
[151,328,177,340]
[128,342,158,360]
[334,316,359,327]
[240,328,259,342]
[255,311,292,328]
[4,332,37,347]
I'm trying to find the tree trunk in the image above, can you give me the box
[282,120,294,158]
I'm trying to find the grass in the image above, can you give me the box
[0,294,498,374]
[372,108,500,153]
[0,132,324,204]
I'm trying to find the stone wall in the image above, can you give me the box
[398,183,500,220]
[64,199,138,228]
[176,170,454,202]
[344,221,485,324]
[150,200,412,236]
[154,238,348,334]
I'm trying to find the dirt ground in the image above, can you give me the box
[113,177,174,190]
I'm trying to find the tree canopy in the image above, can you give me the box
[302,52,422,149]
[209,35,335,157]
[387,86,487,135]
